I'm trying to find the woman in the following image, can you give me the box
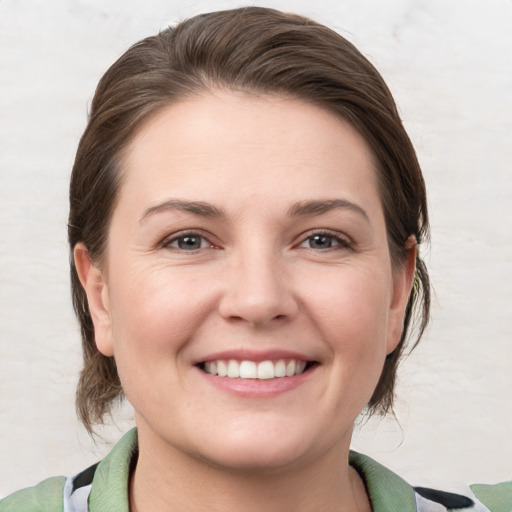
[0,7,507,512]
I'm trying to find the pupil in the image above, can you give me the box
[311,235,332,248]
[179,236,200,250]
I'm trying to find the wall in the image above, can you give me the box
[1,0,511,498]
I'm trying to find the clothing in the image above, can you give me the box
[0,429,509,512]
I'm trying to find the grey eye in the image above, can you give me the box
[308,235,334,249]
[298,233,350,250]
[177,235,203,250]
[167,234,208,250]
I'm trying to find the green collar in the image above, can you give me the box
[89,429,417,512]
[88,428,137,512]
[349,451,417,511]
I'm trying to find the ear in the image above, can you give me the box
[386,237,417,354]
[73,243,115,357]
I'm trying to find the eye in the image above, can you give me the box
[164,232,213,251]
[298,232,351,250]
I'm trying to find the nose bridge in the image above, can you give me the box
[219,240,297,325]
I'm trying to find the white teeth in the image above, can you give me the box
[202,359,310,379]
[286,360,296,377]
[275,359,286,377]
[257,360,275,379]
[227,360,240,378]
[217,360,228,377]
[239,360,257,378]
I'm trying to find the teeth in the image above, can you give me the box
[203,359,309,379]
[274,359,286,377]
[239,360,257,378]
[217,360,227,377]
[227,360,239,378]
[286,360,296,377]
[257,360,275,379]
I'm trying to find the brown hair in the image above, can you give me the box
[68,6,430,433]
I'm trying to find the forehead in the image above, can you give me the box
[118,91,381,214]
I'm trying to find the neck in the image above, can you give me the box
[129,427,370,512]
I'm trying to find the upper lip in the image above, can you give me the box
[196,349,316,364]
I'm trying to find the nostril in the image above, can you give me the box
[217,279,299,326]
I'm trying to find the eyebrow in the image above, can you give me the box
[140,198,369,223]
[140,199,225,223]
[288,199,369,221]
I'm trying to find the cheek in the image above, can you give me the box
[304,265,392,344]
[303,266,392,394]
[106,266,219,409]
[107,265,217,357]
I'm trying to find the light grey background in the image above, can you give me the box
[1,0,511,498]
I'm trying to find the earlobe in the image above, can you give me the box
[73,243,115,357]
[387,237,417,354]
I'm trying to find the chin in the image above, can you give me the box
[190,422,328,474]
[199,443,309,474]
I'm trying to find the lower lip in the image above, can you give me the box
[196,365,316,398]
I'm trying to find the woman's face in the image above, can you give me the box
[78,91,414,472]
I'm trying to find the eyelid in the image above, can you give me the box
[161,229,218,251]
[159,228,351,252]
[295,229,352,249]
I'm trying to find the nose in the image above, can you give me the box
[218,249,299,327]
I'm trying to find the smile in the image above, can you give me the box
[201,359,310,379]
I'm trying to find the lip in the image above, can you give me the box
[196,364,317,397]
[194,349,318,398]
[196,349,313,364]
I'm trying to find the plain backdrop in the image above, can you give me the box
[1,0,511,499]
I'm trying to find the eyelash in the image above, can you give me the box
[297,230,352,251]
[162,231,216,252]
[161,229,351,253]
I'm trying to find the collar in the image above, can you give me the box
[87,428,137,512]
[349,451,418,511]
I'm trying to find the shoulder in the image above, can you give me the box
[0,476,66,512]
[470,481,512,512]
[414,483,512,512]
[0,428,138,512]
[350,450,511,512]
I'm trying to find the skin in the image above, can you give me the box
[75,91,416,512]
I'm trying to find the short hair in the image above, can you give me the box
[68,6,430,434]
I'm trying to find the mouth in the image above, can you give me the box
[197,358,317,380]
